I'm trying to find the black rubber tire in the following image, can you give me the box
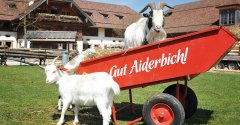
[142,93,185,125]
[215,62,225,69]
[163,84,198,119]
[227,62,239,70]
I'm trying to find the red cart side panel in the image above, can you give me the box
[77,27,238,89]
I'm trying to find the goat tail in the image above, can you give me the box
[110,80,121,96]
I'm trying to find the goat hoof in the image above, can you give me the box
[57,120,64,125]
[73,121,79,125]
[56,122,63,125]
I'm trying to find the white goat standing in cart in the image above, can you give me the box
[124,2,174,48]
[45,56,120,125]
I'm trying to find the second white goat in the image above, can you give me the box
[45,57,120,125]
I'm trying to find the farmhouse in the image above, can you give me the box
[0,0,139,51]
[165,0,240,37]
[1,0,239,51]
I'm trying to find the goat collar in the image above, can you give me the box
[59,66,68,71]
[57,67,69,78]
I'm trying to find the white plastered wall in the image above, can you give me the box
[0,31,18,48]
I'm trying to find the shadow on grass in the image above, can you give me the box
[51,104,213,125]
[114,102,143,121]
[52,107,103,125]
[115,105,214,125]
[185,108,214,124]
[51,102,144,125]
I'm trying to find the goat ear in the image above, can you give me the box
[164,12,173,17]
[143,13,150,17]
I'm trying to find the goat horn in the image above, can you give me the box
[46,59,49,65]
[52,56,59,65]
[139,2,156,13]
[159,2,174,10]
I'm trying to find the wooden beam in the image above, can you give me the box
[28,39,76,42]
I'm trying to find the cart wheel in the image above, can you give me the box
[163,84,198,119]
[142,93,185,125]
[215,62,224,69]
[227,62,239,70]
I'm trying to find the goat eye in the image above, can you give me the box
[149,11,153,15]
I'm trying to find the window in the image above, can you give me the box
[4,22,10,28]
[43,9,48,13]
[83,28,98,36]
[115,15,124,20]
[0,23,3,27]
[85,11,93,17]
[6,2,17,9]
[6,42,12,48]
[220,9,236,25]
[238,10,240,23]
[100,13,109,19]
[51,6,58,14]
[229,11,235,24]
[35,8,41,13]
[105,29,124,37]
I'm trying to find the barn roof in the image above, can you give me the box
[0,0,46,21]
[165,0,240,34]
[26,31,77,41]
[0,0,140,29]
[73,0,140,29]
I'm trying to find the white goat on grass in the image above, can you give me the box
[56,49,96,111]
[124,2,174,48]
[45,56,120,125]
[63,49,96,74]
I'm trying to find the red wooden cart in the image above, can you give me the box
[77,26,238,125]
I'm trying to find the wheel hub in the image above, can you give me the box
[150,103,174,124]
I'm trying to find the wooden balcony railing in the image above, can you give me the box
[37,13,82,23]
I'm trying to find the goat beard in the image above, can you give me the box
[146,28,167,44]
[152,27,164,33]
[154,29,160,33]
[154,29,161,33]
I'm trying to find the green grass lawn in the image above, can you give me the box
[0,66,239,125]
